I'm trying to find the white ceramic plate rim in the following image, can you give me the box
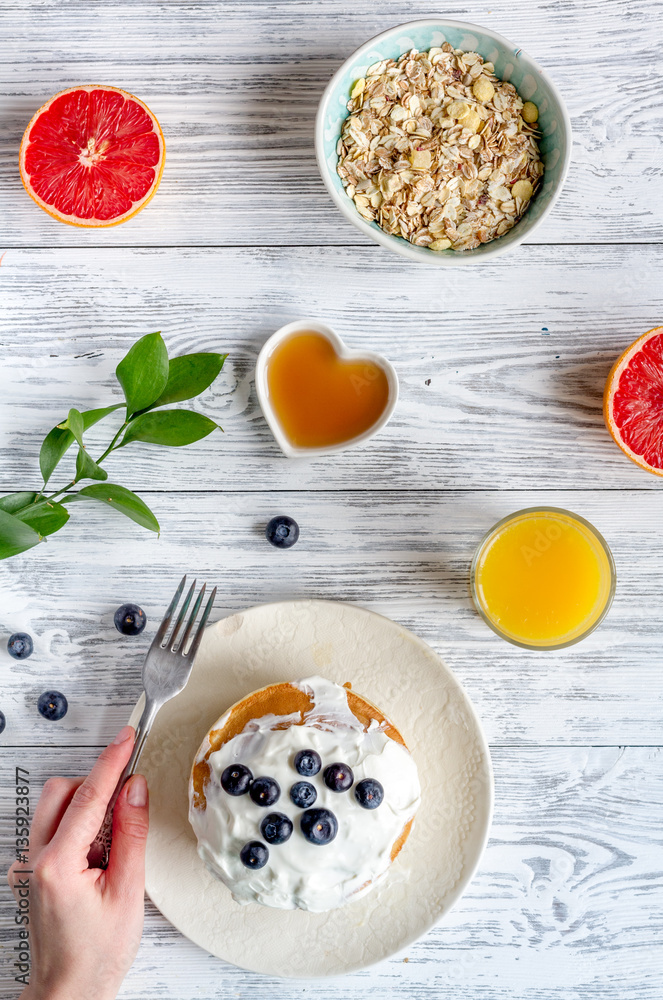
[131,599,495,977]
[255,319,399,458]
[314,17,573,266]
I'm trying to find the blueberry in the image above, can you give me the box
[240,841,269,870]
[354,778,384,809]
[114,603,147,636]
[7,633,33,659]
[249,776,280,807]
[294,748,321,777]
[0,711,5,735]
[290,781,317,808]
[300,808,338,845]
[260,812,293,845]
[265,515,299,549]
[323,762,354,792]
[221,764,253,796]
[37,691,68,722]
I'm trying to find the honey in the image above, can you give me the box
[265,331,390,448]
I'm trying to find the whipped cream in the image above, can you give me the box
[188,676,421,912]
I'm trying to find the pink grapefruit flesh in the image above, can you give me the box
[603,326,663,476]
[19,85,165,227]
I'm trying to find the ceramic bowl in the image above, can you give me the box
[255,319,399,458]
[315,17,572,265]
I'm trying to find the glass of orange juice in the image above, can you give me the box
[470,507,616,650]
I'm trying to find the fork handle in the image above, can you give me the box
[87,696,158,869]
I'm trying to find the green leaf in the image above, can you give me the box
[0,492,68,535]
[65,484,160,533]
[120,410,220,448]
[15,499,69,537]
[76,446,108,482]
[39,404,123,486]
[58,408,85,447]
[40,426,75,486]
[147,353,227,409]
[0,508,42,560]
[0,492,39,514]
[82,404,125,429]
[116,332,169,417]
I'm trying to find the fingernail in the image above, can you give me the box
[127,774,147,807]
[113,725,134,745]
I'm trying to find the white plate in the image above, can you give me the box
[131,599,493,977]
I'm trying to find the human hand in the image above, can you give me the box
[7,726,149,1000]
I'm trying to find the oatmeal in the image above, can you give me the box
[336,45,544,252]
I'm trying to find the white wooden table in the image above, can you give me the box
[1,2,662,997]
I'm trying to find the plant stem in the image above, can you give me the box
[42,423,127,502]
[43,480,77,502]
[95,422,127,464]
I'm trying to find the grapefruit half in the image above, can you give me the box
[604,326,663,477]
[19,85,165,227]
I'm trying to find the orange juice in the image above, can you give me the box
[471,508,615,649]
[266,331,390,448]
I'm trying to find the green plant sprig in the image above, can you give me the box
[0,332,227,561]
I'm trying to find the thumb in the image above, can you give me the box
[106,774,149,900]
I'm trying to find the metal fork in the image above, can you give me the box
[87,576,216,869]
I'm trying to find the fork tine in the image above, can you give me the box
[148,575,186,651]
[178,582,206,653]
[186,586,216,661]
[168,578,196,650]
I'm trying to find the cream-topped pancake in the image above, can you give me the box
[188,676,421,912]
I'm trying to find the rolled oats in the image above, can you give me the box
[336,47,544,252]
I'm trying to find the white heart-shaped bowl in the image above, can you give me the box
[315,17,572,265]
[255,319,399,458]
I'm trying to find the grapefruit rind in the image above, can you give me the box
[18,85,165,228]
[603,325,663,478]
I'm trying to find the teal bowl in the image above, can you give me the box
[315,18,572,265]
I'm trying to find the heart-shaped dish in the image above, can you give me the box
[255,319,399,458]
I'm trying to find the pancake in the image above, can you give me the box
[188,675,421,912]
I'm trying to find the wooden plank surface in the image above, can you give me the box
[1,746,661,999]
[1,490,661,747]
[1,0,662,247]
[2,246,663,492]
[1,0,662,997]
